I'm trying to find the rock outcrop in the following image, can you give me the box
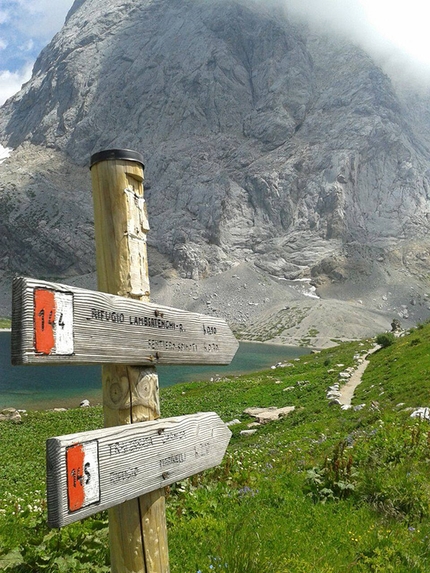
[244,406,296,424]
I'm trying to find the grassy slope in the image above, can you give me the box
[0,329,429,572]
[0,318,10,329]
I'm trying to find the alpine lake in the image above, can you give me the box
[0,332,310,410]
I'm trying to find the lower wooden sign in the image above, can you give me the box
[46,412,231,528]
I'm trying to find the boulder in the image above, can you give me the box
[410,407,430,421]
[226,419,241,427]
[240,429,258,437]
[244,406,295,424]
[0,407,22,423]
[353,404,366,411]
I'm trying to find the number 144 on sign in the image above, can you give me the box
[34,288,74,355]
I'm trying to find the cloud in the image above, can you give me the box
[0,63,32,106]
[283,0,430,86]
[19,39,34,53]
[284,0,394,53]
[10,0,73,40]
[2,0,430,108]
[0,0,73,105]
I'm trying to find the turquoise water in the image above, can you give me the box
[0,332,309,410]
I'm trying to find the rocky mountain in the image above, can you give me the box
[1,0,430,346]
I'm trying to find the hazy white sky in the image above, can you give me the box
[0,0,430,106]
[361,0,430,65]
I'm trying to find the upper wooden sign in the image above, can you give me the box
[12,277,239,366]
[46,412,232,527]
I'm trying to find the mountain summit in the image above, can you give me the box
[1,0,430,345]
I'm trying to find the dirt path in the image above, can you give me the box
[339,345,380,406]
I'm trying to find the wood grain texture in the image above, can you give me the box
[91,159,149,300]
[46,412,231,528]
[91,154,167,573]
[11,277,239,366]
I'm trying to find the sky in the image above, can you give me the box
[0,0,74,105]
[1,0,430,107]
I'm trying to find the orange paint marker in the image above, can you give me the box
[66,444,85,512]
[34,289,56,354]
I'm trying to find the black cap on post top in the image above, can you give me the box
[90,148,144,169]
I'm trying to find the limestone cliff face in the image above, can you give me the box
[1,0,430,295]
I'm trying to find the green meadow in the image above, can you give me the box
[0,325,429,572]
[0,318,11,329]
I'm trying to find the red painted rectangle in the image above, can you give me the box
[66,444,85,512]
[34,289,56,354]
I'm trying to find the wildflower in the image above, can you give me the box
[238,486,258,497]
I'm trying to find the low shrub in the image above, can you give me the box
[304,440,356,502]
[376,332,395,348]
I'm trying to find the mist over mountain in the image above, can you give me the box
[1,0,430,346]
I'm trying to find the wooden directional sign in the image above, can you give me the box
[46,412,231,528]
[12,277,239,366]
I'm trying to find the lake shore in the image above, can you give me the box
[0,336,309,411]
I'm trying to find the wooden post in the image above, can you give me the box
[90,149,169,573]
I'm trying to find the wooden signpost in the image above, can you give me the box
[12,277,238,366]
[46,412,231,528]
[11,148,238,573]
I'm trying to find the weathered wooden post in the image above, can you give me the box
[90,149,168,573]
